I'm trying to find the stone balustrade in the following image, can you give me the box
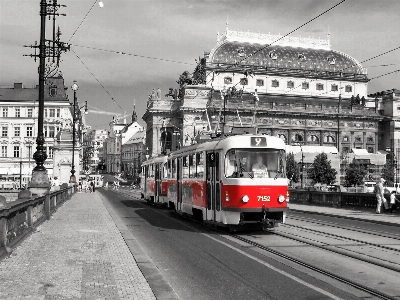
[0,183,76,259]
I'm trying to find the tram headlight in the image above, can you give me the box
[242,195,249,203]
[278,195,285,203]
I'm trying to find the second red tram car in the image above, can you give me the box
[141,134,289,229]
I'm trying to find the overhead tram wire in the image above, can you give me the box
[68,0,98,43]
[69,44,196,66]
[223,0,347,72]
[71,48,125,111]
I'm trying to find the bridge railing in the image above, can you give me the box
[289,189,378,209]
[0,184,77,259]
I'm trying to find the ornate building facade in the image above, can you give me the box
[143,27,396,185]
[0,76,75,181]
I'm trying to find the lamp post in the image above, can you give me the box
[70,80,78,183]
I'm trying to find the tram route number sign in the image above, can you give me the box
[251,137,266,147]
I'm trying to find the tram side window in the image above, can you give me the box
[172,159,177,179]
[189,154,196,178]
[167,160,171,179]
[182,156,189,178]
[196,152,204,178]
[150,165,154,178]
[163,162,168,179]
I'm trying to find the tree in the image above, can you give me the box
[286,153,300,185]
[307,153,337,185]
[344,160,368,187]
[381,163,394,186]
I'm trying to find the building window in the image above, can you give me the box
[15,108,20,117]
[324,135,336,143]
[56,108,60,117]
[49,126,55,138]
[28,108,33,118]
[240,78,248,85]
[367,137,374,143]
[256,79,264,86]
[1,146,7,157]
[309,135,319,143]
[49,86,57,97]
[331,84,338,92]
[2,108,8,117]
[316,83,324,90]
[302,82,309,89]
[367,147,374,153]
[271,79,279,87]
[278,134,287,143]
[49,109,55,118]
[44,109,47,118]
[343,136,349,142]
[47,147,53,158]
[27,126,33,137]
[14,126,20,137]
[224,77,232,84]
[2,126,8,137]
[287,81,294,89]
[355,136,362,143]
[345,85,352,93]
[13,146,20,158]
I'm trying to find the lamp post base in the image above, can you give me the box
[28,169,51,196]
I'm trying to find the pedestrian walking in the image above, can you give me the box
[389,191,399,214]
[89,180,94,193]
[375,178,389,214]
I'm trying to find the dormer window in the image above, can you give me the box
[256,79,264,86]
[271,79,279,88]
[287,81,294,89]
[345,85,352,93]
[224,77,232,84]
[316,83,324,91]
[331,84,338,92]
[49,85,57,97]
[302,82,309,90]
[240,78,248,85]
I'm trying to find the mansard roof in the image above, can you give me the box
[207,30,367,79]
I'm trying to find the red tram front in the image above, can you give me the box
[166,134,289,229]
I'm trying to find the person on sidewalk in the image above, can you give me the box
[89,180,94,193]
[389,191,399,214]
[375,178,389,213]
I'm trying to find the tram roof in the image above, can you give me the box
[168,134,286,158]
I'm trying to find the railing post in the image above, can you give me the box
[0,217,7,248]
[27,206,33,228]
[44,192,51,220]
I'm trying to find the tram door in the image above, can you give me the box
[206,151,220,221]
[177,158,182,211]
[155,163,160,202]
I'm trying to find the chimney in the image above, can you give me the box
[14,83,24,89]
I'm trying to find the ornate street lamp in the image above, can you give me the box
[70,80,78,183]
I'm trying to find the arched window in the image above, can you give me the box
[309,134,319,144]
[324,135,336,143]
[161,130,172,153]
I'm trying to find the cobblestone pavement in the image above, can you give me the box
[0,192,156,300]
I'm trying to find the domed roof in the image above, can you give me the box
[210,41,365,75]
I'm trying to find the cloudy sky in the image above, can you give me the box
[1,0,399,129]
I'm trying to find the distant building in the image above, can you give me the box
[83,129,108,173]
[121,129,146,179]
[0,76,74,179]
[143,27,396,186]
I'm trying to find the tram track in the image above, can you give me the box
[112,188,399,299]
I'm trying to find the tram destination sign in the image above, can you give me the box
[250,137,266,147]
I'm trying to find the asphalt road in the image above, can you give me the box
[99,188,359,300]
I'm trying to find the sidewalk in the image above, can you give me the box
[0,191,157,300]
[289,203,400,226]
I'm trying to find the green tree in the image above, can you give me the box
[286,153,300,184]
[344,160,368,187]
[307,153,337,185]
[381,163,394,186]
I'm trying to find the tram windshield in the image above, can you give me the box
[225,149,286,179]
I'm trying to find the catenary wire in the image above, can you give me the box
[68,0,98,43]
[71,48,125,111]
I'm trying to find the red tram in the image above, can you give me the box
[141,134,289,229]
[141,155,169,205]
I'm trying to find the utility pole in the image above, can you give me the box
[24,0,68,195]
